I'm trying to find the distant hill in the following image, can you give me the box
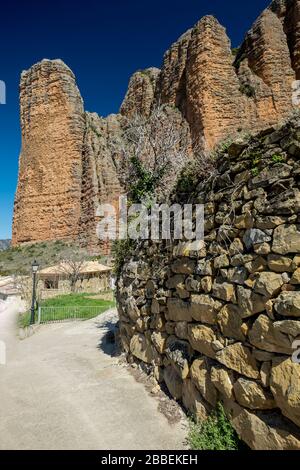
[0,240,11,251]
[0,240,109,276]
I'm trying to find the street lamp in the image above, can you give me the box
[30,260,39,325]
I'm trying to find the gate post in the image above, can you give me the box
[37,305,41,324]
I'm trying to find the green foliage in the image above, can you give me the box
[249,151,261,167]
[272,154,284,163]
[175,162,200,195]
[188,402,242,450]
[137,69,152,79]
[239,83,256,98]
[251,167,259,177]
[217,138,234,154]
[0,269,11,276]
[129,156,164,203]
[112,239,135,276]
[231,47,239,56]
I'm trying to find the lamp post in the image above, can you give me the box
[30,260,39,325]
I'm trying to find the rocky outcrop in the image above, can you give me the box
[79,112,124,253]
[185,16,246,149]
[270,0,300,78]
[12,61,126,251]
[157,6,298,149]
[155,30,192,114]
[235,8,295,126]
[117,120,300,449]
[12,0,300,249]
[12,60,85,246]
[120,68,160,118]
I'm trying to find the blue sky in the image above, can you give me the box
[0,0,270,239]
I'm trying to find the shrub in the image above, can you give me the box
[128,156,162,203]
[137,69,152,79]
[176,170,197,194]
[249,151,261,167]
[216,137,234,154]
[188,402,242,450]
[239,83,256,98]
[234,49,247,69]
[120,105,191,202]
[272,154,284,163]
[112,239,135,276]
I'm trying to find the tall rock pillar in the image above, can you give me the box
[12,59,85,246]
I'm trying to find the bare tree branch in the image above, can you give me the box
[117,105,193,201]
[55,248,89,293]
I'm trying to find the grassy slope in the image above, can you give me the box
[0,241,108,276]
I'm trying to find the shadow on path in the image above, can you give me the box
[95,317,119,357]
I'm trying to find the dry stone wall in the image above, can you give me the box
[116,119,300,450]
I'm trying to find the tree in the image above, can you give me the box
[56,247,89,293]
[118,105,194,203]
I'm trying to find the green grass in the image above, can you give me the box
[272,154,284,163]
[19,293,116,328]
[188,402,243,450]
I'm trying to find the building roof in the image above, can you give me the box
[39,261,112,276]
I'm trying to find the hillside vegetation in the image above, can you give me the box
[0,240,11,251]
[0,241,108,276]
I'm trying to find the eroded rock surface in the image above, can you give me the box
[12,60,85,245]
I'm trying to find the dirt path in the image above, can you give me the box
[0,299,186,450]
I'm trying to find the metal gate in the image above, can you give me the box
[37,306,104,324]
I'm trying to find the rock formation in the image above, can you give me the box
[116,119,300,449]
[270,0,300,78]
[12,0,300,249]
[12,60,85,245]
[120,68,160,118]
[79,112,124,253]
